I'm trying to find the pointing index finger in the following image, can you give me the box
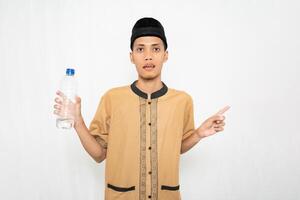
[216,105,230,115]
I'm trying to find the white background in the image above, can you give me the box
[0,0,299,199]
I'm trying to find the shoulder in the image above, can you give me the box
[102,85,130,97]
[167,87,193,102]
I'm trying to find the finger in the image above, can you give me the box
[54,104,61,110]
[214,126,224,130]
[55,97,62,104]
[75,96,81,103]
[214,126,224,129]
[215,127,224,132]
[216,105,230,115]
[215,122,225,126]
[211,115,225,122]
[56,90,66,99]
[53,110,60,116]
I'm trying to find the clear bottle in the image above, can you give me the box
[56,68,78,129]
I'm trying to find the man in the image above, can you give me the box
[54,17,230,200]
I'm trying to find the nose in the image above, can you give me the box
[144,50,152,61]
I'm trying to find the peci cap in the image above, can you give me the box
[130,17,168,50]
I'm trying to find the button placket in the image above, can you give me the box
[150,98,158,200]
[146,98,152,199]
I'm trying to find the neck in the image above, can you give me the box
[135,76,163,96]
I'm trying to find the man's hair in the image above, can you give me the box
[130,17,168,51]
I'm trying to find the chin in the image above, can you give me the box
[139,74,160,81]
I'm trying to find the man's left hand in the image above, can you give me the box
[196,105,230,139]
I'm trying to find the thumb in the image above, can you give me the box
[75,96,81,104]
[210,114,224,122]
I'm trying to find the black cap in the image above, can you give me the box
[130,17,168,50]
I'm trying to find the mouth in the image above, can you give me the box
[143,64,155,71]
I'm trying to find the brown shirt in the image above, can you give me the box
[89,80,195,200]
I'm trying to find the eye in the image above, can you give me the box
[136,47,143,52]
[153,47,160,52]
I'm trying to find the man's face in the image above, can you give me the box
[130,36,168,81]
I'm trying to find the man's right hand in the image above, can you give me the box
[53,90,83,127]
[53,91,106,163]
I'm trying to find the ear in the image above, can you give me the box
[130,52,134,64]
[163,50,169,63]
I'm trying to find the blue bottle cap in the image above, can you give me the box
[66,68,75,76]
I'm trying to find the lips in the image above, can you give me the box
[143,64,155,70]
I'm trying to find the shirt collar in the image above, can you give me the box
[130,80,168,99]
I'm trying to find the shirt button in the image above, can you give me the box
[148,195,152,198]
[148,146,151,150]
[148,171,152,175]
[148,122,151,126]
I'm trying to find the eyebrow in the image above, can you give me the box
[136,43,161,47]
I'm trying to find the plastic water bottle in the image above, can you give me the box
[56,68,78,129]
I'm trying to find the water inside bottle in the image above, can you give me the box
[56,97,75,129]
[56,118,74,129]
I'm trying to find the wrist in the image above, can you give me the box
[195,128,205,140]
[74,116,84,129]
